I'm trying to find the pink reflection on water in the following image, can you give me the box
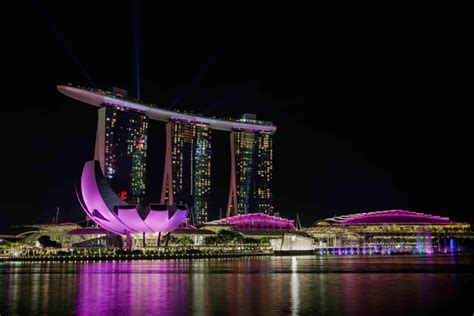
[75,261,190,315]
[1,256,473,315]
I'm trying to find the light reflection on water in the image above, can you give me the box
[1,255,473,315]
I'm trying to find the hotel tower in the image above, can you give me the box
[58,85,276,223]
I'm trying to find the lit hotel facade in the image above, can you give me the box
[58,85,276,223]
[161,119,212,223]
[94,105,148,203]
[228,129,273,216]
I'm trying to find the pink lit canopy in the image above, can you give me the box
[321,210,460,225]
[209,213,296,231]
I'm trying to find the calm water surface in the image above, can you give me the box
[1,255,473,315]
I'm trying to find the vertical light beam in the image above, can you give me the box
[131,0,142,99]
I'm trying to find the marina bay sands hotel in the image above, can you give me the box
[57,85,276,224]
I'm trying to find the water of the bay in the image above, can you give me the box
[1,255,473,315]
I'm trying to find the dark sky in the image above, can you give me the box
[1,3,472,231]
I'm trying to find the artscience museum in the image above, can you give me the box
[77,160,189,247]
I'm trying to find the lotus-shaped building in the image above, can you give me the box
[77,160,188,235]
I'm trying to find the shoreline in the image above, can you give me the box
[2,252,471,262]
[1,251,273,262]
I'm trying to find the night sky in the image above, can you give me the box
[1,3,472,231]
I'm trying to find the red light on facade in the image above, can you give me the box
[119,191,128,200]
[137,135,144,149]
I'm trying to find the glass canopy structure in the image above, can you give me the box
[305,210,472,254]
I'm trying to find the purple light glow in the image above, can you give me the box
[76,262,189,315]
[79,160,187,234]
[231,126,273,133]
[57,85,277,134]
[335,210,459,225]
[211,213,296,231]
[169,115,206,124]
[103,101,146,114]
[144,205,188,233]
[116,207,154,233]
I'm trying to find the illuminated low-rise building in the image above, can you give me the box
[305,210,473,254]
[6,223,98,249]
[208,213,295,231]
